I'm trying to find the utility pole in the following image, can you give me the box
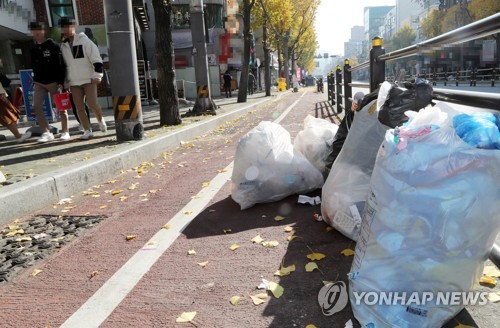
[104,0,144,140]
[189,0,216,115]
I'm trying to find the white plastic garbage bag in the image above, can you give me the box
[349,103,500,328]
[231,121,324,210]
[293,115,339,176]
[320,99,382,241]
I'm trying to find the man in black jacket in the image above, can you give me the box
[29,21,70,142]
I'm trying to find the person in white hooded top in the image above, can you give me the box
[59,17,106,140]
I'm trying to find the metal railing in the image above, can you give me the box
[328,12,500,267]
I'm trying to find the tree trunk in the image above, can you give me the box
[283,30,290,90]
[152,0,181,126]
[277,43,282,77]
[263,19,271,96]
[238,0,254,103]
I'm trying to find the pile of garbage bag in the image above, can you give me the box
[321,80,434,241]
[349,103,500,327]
[231,121,324,210]
[293,115,339,179]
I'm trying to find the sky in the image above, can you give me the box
[315,0,396,56]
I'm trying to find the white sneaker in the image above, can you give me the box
[16,131,32,143]
[80,130,93,140]
[78,124,85,133]
[37,132,55,143]
[60,132,71,141]
[98,119,107,132]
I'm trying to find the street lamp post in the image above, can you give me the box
[189,0,216,115]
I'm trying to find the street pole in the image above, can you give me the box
[104,0,144,140]
[190,0,216,115]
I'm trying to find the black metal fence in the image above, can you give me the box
[328,12,500,267]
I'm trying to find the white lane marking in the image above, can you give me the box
[274,91,307,124]
[61,91,306,328]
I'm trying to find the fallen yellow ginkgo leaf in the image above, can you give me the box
[197,261,208,268]
[202,182,210,188]
[31,269,43,277]
[326,226,333,232]
[268,281,284,298]
[183,211,193,215]
[488,292,500,303]
[162,224,171,229]
[480,275,497,287]
[223,229,232,234]
[454,324,476,328]
[175,311,197,323]
[287,235,297,241]
[230,244,240,251]
[262,241,279,248]
[274,215,285,221]
[111,190,123,195]
[484,266,500,278]
[125,235,137,241]
[274,264,296,277]
[251,235,264,244]
[250,293,268,305]
[230,295,241,305]
[284,226,294,233]
[128,183,139,190]
[322,280,334,286]
[305,325,317,328]
[341,249,355,256]
[15,237,32,242]
[305,262,319,272]
[99,205,107,209]
[307,252,326,261]
[188,249,196,255]
[89,271,99,279]
[6,229,24,237]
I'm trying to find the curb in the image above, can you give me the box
[0,95,279,225]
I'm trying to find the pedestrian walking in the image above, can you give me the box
[0,82,30,143]
[223,70,232,98]
[28,21,70,142]
[248,72,255,95]
[59,17,106,140]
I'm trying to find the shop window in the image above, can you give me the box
[47,0,75,27]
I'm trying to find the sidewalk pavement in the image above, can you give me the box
[0,91,284,225]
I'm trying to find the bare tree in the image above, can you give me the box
[152,0,181,126]
[237,0,256,103]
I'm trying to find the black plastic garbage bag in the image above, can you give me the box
[378,78,433,128]
[324,89,379,173]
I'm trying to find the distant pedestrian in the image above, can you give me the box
[0,82,29,142]
[223,70,232,98]
[248,72,255,95]
[29,21,70,142]
[59,17,106,140]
